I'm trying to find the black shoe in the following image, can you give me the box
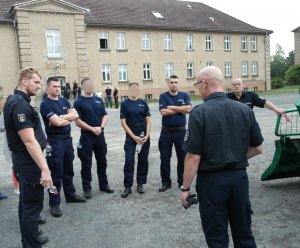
[121,188,132,198]
[37,236,49,246]
[137,184,145,194]
[159,184,172,192]
[83,191,92,199]
[51,205,62,218]
[66,194,87,203]
[38,227,43,236]
[38,216,46,225]
[100,185,114,194]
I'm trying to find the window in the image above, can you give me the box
[241,36,247,51]
[206,61,213,67]
[101,64,111,82]
[142,33,151,50]
[205,35,213,50]
[186,34,193,50]
[99,32,109,50]
[116,32,126,50]
[143,63,152,80]
[165,63,174,79]
[187,62,194,78]
[164,34,172,50]
[224,62,232,77]
[251,37,257,51]
[46,29,61,58]
[152,11,164,19]
[242,61,248,76]
[224,36,231,51]
[252,61,258,76]
[118,64,127,81]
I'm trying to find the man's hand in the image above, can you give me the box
[140,135,149,144]
[275,108,284,115]
[40,169,52,188]
[180,191,191,207]
[133,135,143,144]
[92,127,102,136]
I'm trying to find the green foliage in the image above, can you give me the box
[271,77,284,89]
[285,64,300,84]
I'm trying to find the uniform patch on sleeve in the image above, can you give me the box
[184,130,190,141]
[17,114,25,123]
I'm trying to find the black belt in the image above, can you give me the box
[162,125,186,131]
[127,122,146,129]
[198,167,246,175]
[47,133,71,140]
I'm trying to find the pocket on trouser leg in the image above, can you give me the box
[23,183,44,203]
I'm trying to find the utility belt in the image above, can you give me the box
[47,133,71,140]
[162,125,186,132]
[127,122,146,130]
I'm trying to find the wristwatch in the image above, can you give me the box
[181,186,190,192]
[101,127,104,131]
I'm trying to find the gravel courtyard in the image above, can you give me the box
[0,93,299,248]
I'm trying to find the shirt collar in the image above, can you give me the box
[204,92,226,102]
[14,89,31,103]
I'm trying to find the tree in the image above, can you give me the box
[286,50,295,68]
[271,44,288,79]
[285,64,300,84]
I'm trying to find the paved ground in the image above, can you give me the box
[0,93,299,248]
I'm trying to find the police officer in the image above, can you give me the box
[4,67,52,247]
[180,66,264,248]
[73,78,114,199]
[40,77,86,218]
[158,75,192,192]
[120,82,151,198]
[227,78,283,114]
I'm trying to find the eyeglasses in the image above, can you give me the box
[194,80,207,88]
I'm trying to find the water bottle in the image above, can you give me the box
[136,132,145,154]
[45,143,52,157]
[48,185,58,195]
[77,141,82,149]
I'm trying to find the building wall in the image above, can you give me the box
[295,31,300,64]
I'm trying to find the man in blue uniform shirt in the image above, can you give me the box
[120,82,151,198]
[158,75,192,192]
[40,77,86,218]
[74,78,114,199]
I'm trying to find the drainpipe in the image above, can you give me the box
[264,32,268,91]
[13,19,21,72]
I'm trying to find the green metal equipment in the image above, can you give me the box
[261,99,300,181]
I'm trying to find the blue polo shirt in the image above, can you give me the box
[73,95,107,127]
[159,91,192,127]
[120,98,150,124]
[40,97,71,135]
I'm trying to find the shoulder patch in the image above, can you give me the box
[17,114,25,123]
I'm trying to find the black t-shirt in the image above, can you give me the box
[105,88,112,96]
[184,92,264,174]
[226,91,266,109]
[3,90,47,152]
[74,96,107,127]
[120,98,150,124]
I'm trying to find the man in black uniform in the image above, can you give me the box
[227,78,283,114]
[180,66,264,248]
[74,78,114,199]
[4,67,52,247]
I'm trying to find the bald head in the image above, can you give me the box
[196,66,224,87]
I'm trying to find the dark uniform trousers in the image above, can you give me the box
[158,127,186,185]
[196,169,257,248]
[123,125,150,188]
[47,137,76,207]
[77,131,108,192]
[12,152,44,248]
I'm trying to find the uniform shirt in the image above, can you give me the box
[184,92,264,174]
[226,91,266,109]
[105,88,112,96]
[40,97,71,135]
[159,91,192,127]
[120,98,150,125]
[73,95,107,127]
[3,90,46,152]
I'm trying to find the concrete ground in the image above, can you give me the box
[0,93,299,248]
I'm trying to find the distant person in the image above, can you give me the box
[65,82,71,99]
[96,89,103,98]
[113,87,119,109]
[77,86,82,97]
[105,86,112,108]
[73,81,78,99]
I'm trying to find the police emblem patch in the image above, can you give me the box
[184,130,189,141]
[18,114,25,123]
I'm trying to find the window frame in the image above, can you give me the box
[143,63,152,80]
[241,36,248,52]
[165,63,174,79]
[242,61,248,76]
[185,34,193,50]
[99,32,109,50]
[142,33,151,50]
[187,62,194,78]
[116,32,126,50]
[164,34,173,51]
[224,36,231,51]
[101,64,111,83]
[251,36,257,51]
[251,61,258,76]
[118,64,128,82]
[46,29,62,58]
[224,61,232,77]
[205,35,213,51]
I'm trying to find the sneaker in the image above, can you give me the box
[0,193,8,200]
[50,205,62,218]
[137,184,145,194]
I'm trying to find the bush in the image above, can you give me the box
[271,77,284,89]
[285,64,300,85]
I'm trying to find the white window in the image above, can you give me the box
[187,62,194,78]
[152,11,164,19]
[252,61,258,76]
[116,32,126,50]
[118,64,127,81]
[99,32,109,50]
[205,35,213,50]
[165,63,174,79]
[251,37,257,51]
[224,62,232,77]
[241,36,247,51]
[164,34,172,50]
[224,36,231,51]
[143,63,152,80]
[206,61,214,67]
[186,34,193,50]
[46,29,61,58]
[242,61,248,76]
[142,33,151,50]
[101,64,111,82]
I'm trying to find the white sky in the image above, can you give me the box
[191,0,299,55]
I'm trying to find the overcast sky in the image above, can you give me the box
[190,0,298,56]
